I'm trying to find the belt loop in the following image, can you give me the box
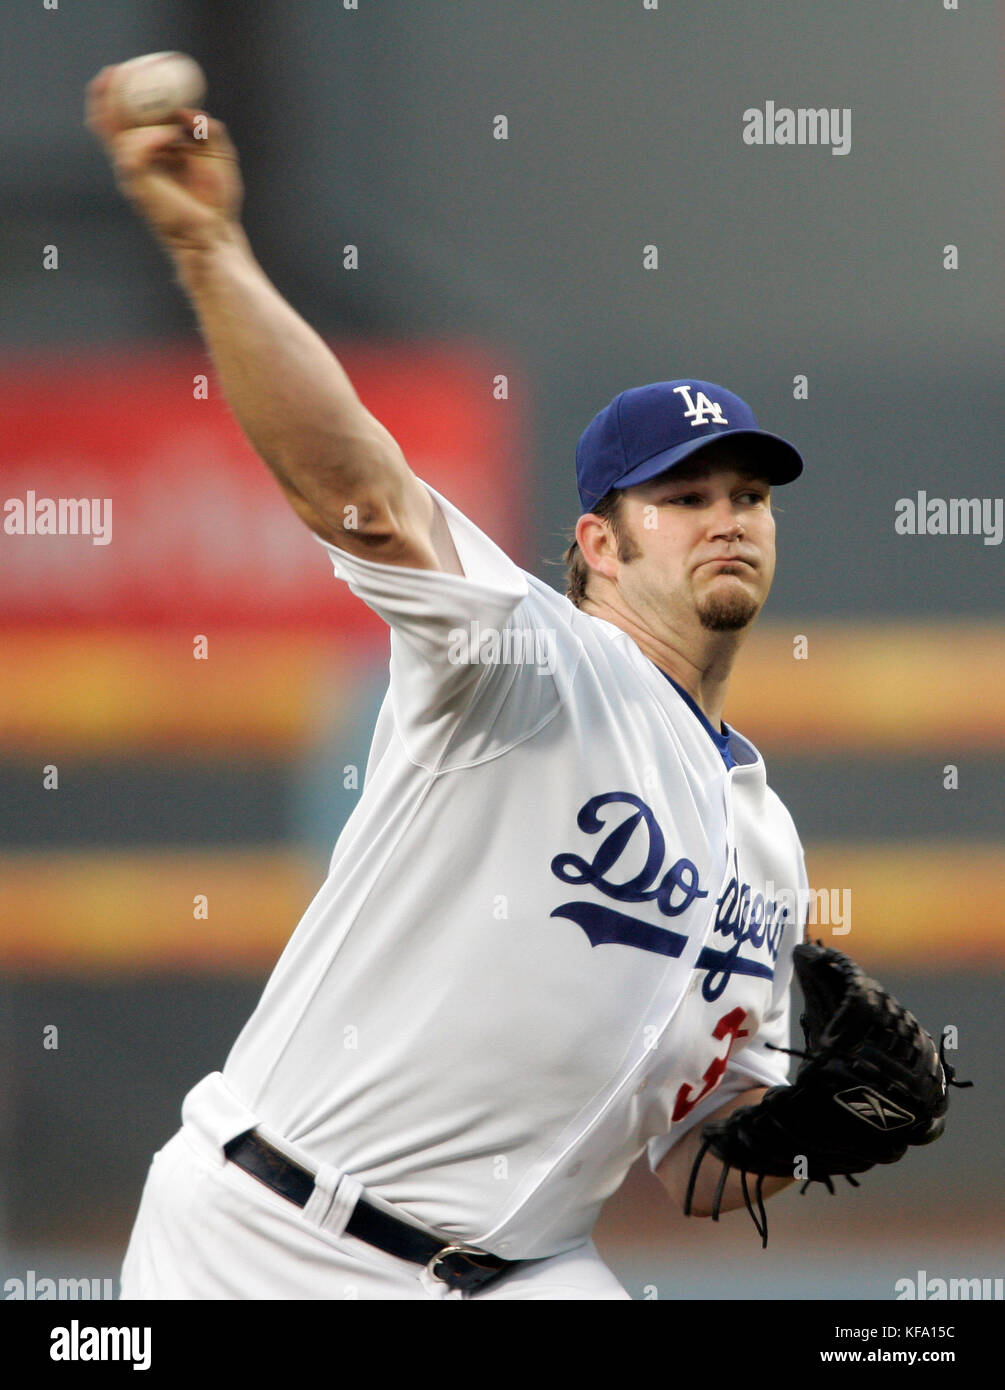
[303,1165,363,1241]
[329,1173,364,1239]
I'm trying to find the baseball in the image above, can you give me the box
[107,52,206,127]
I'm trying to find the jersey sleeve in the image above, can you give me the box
[314,481,565,770]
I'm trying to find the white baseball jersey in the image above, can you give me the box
[220,482,808,1261]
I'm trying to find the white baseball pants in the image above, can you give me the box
[119,1073,631,1301]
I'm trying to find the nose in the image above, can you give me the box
[709,504,744,541]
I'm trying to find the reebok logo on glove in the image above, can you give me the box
[835,1087,915,1131]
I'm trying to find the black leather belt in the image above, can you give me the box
[223,1129,525,1295]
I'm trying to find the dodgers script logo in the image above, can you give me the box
[550,793,788,1001]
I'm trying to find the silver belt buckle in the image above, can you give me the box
[426,1242,496,1285]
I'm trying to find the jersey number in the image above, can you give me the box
[671,1007,749,1122]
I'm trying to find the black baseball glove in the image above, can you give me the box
[685,942,970,1246]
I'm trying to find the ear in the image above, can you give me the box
[575,512,620,581]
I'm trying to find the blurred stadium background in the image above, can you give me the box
[2,1,1001,1300]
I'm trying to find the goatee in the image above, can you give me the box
[697,590,760,632]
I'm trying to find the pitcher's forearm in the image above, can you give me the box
[173,228,400,522]
[656,1088,795,1216]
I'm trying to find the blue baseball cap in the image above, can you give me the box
[575,379,804,511]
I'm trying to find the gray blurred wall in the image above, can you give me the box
[4,0,1001,616]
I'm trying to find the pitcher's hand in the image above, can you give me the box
[86,64,243,254]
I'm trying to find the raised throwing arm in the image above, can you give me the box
[85,66,461,575]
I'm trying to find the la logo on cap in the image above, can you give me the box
[673,384,729,428]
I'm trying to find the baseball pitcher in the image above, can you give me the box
[86,64,958,1302]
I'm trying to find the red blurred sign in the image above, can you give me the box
[0,343,526,632]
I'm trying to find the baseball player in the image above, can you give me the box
[88,68,954,1301]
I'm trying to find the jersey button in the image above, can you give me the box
[634,1079,647,1095]
[497,1240,511,1252]
[567,1162,582,1178]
